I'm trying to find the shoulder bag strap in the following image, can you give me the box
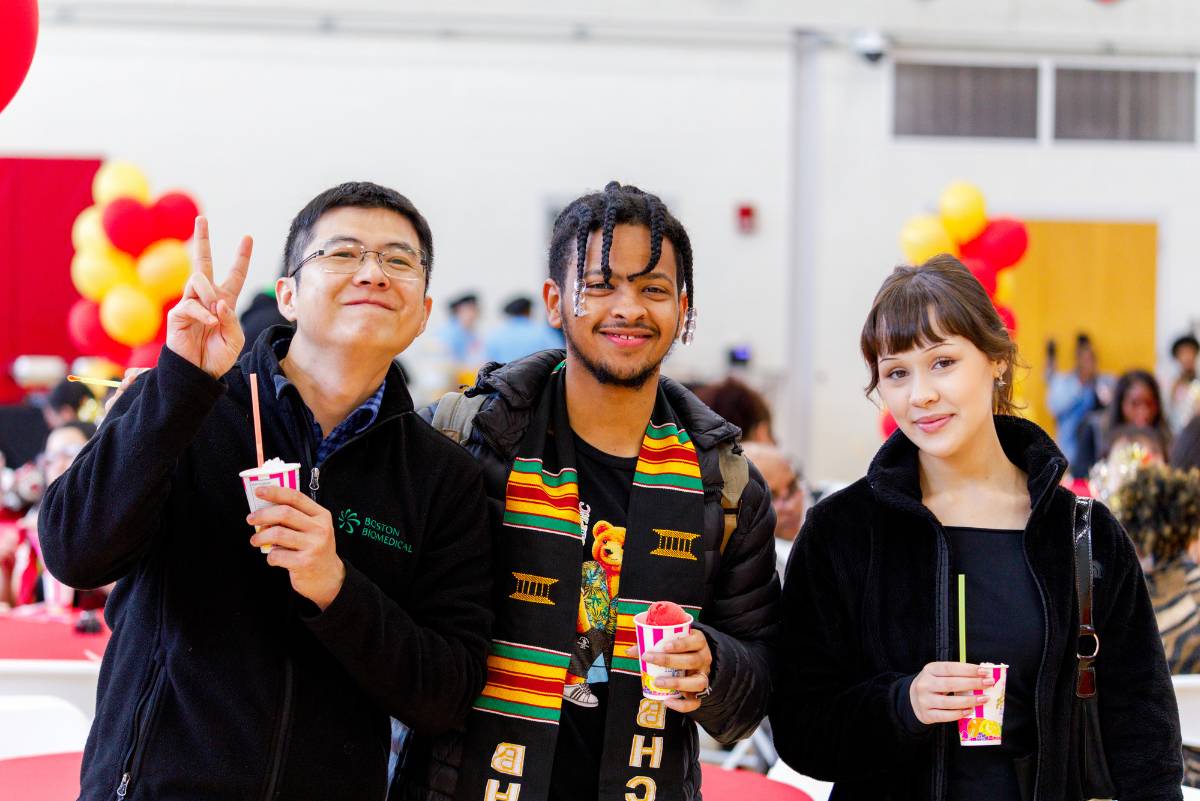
[1074,495,1100,698]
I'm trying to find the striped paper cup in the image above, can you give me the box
[239,463,301,554]
[958,662,1007,746]
[633,611,691,700]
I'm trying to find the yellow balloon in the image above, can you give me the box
[71,206,110,252]
[71,247,136,301]
[939,181,988,243]
[137,239,191,302]
[900,215,958,264]
[995,268,1018,306]
[100,283,162,347]
[93,161,151,205]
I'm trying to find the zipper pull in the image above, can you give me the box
[116,772,130,798]
[309,466,320,498]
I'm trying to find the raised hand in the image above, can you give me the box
[165,217,253,379]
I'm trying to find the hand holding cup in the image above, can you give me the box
[631,630,712,713]
[247,484,345,611]
[909,661,996,725]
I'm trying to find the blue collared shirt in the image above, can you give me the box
[271,338,386,465]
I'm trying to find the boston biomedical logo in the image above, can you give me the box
[337,508,412,553]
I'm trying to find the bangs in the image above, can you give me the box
[864,266,993,362]
[860,255,1019,412]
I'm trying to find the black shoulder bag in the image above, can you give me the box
[1072,495,1118,799]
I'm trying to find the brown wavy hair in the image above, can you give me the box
[860,254,1020,415]
[1112,463,1200,564]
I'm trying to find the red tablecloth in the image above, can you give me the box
[0,609,109,660]
[0,751,82,800]
[0,752,808,800]
[701,764,814,801]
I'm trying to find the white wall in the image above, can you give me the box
[797,44,1200,482]
[7,10,1200,484]
[0,24,791,384]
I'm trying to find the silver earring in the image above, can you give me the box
[572,277,586,317]
[995,378,1007,388]
[681,307,697,345]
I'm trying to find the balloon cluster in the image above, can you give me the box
[898,182,1029,333]
[67,161,200,369]
[883,182,1031,439]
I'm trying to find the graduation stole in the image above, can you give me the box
[455,362,707,801]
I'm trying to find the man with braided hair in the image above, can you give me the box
[399,182,780,801]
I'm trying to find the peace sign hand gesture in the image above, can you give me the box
[166,217,254,379]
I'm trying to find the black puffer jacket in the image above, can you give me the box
[772,415,1183,800]
[397,350,781,801]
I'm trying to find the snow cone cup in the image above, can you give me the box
[633,611,692,700]
[239,460,301,554]
[958,662,1007,746]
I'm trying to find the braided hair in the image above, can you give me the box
[548,181,696,343]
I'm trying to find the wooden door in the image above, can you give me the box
[1007,219,1158,435]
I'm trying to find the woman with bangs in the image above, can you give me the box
[771,255,1181,800]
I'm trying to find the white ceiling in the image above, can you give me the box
[38,0,1200,55]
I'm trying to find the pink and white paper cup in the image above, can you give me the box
[239,461,301,554]
[633,611,692,700]
[958,662,1007,746]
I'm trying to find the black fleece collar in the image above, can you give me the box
[232,324,415,420]
[469,349,741,460]
[866,415,1069,525]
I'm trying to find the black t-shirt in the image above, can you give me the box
[548,435,638,801]
[944,527,1044,801]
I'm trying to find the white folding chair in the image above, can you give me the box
[767,759,833,801]
[0,694,90,759]
[1174,675,1200,747]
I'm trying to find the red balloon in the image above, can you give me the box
[66,298,132,363]
[0,1,38,115]
[963,257,997,297]
[151,192,200,242]
[994,303,1018,337]
[103,197,158,257]
[881,410,899,439]
[127,342,164,369]
[960,218,1029,271]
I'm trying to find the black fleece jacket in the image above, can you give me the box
[772,415,1183,801]
[39,329,493,801]
[398,350,781,801]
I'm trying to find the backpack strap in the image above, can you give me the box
[430,391,488,445]
[716,441,750,556]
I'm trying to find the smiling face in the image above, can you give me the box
[276,206,432,358]
[544,223,687,390]
[876,323,1006,461]
[1121,379,1160,427]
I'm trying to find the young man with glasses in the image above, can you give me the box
[40,182,494,801]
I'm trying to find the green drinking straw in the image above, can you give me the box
[958,573,967,663]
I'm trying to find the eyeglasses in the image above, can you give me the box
[292,239,427,283]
